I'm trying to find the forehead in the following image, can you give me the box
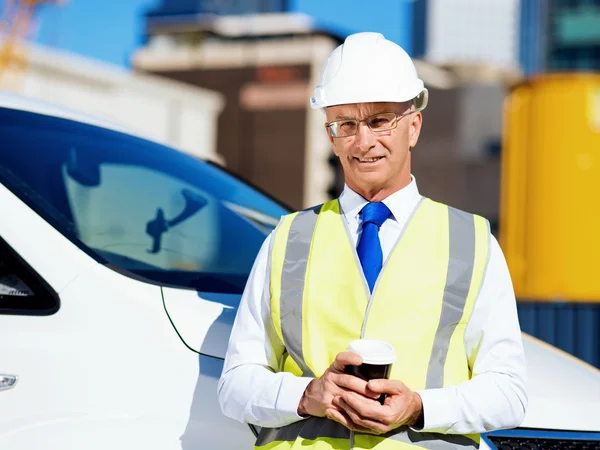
[326,102,401,120]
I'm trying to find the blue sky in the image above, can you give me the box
[290,0,415,53]
[33,0,159,67]
[20,0,415,68]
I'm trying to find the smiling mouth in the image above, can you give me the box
[355,157,384,163]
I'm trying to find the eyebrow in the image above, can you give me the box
[334,110,392,120]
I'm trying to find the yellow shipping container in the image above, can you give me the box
[500,73,600,301]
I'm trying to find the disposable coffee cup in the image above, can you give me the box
[344,339,396,404]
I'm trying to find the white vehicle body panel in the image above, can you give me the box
[522,334,600,432]
[162,288,239,356]
[0,185,252,449]
[0,181,94,293]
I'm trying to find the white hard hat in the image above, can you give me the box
[310,32,428,110]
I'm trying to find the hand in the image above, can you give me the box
[334,379,423,434]
[297,352,379,431]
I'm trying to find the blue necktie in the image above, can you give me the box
[357,202,391,293]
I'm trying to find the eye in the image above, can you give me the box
[369,116,392,128]
[328,119,358,137]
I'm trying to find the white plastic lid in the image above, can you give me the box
[347,339,397,365]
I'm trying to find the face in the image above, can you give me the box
[325,102,422,202]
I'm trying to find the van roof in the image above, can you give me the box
[0,91,153,141]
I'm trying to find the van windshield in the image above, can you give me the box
[0,107,288,294]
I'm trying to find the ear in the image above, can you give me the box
[332,141,341,157]
[409,112,423,148]
[327,126,342,158]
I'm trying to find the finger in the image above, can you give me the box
[340,391,386,422]
[367,379,404,395]
[335,398,389,434]
[333,374,378,398]
[326,407,352,428]
[342,391,400,426]
[334,396,366,425]
[331,352,363,372]
[326,406,370,433]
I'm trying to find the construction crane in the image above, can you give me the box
[0,0,64,90]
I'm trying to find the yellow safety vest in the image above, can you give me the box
[256,197,490,450]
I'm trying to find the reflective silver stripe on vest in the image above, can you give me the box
[425,206,476,390]
[256,417,349,447]
[257,420,478,449]
[279,205,321,378]
[387,428,479,450]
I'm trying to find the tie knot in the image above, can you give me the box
[360,202,391,228]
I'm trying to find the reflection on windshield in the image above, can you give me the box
[146,189,209,254]
[222,201,280,234]
[0,107,289,293]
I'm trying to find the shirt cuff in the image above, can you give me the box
[275,375,314,421]
[413,388,458,433]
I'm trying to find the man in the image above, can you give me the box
[218,32,527,449]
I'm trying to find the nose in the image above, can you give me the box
[354,120,377,152]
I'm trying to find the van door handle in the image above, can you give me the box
[0,374,17,391]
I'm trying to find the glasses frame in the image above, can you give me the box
[325,109,417,139]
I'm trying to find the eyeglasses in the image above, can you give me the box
[325,110,416,138]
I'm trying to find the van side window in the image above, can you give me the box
[0,238,59,315]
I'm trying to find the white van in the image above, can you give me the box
[0,94,598,450]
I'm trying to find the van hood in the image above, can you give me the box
[521,333,600,432]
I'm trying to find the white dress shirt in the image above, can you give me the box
[218,178,528,434]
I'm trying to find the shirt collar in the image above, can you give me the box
[338,176,422,226]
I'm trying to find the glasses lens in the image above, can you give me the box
[367,113,397,131]
[330,120,357,137]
